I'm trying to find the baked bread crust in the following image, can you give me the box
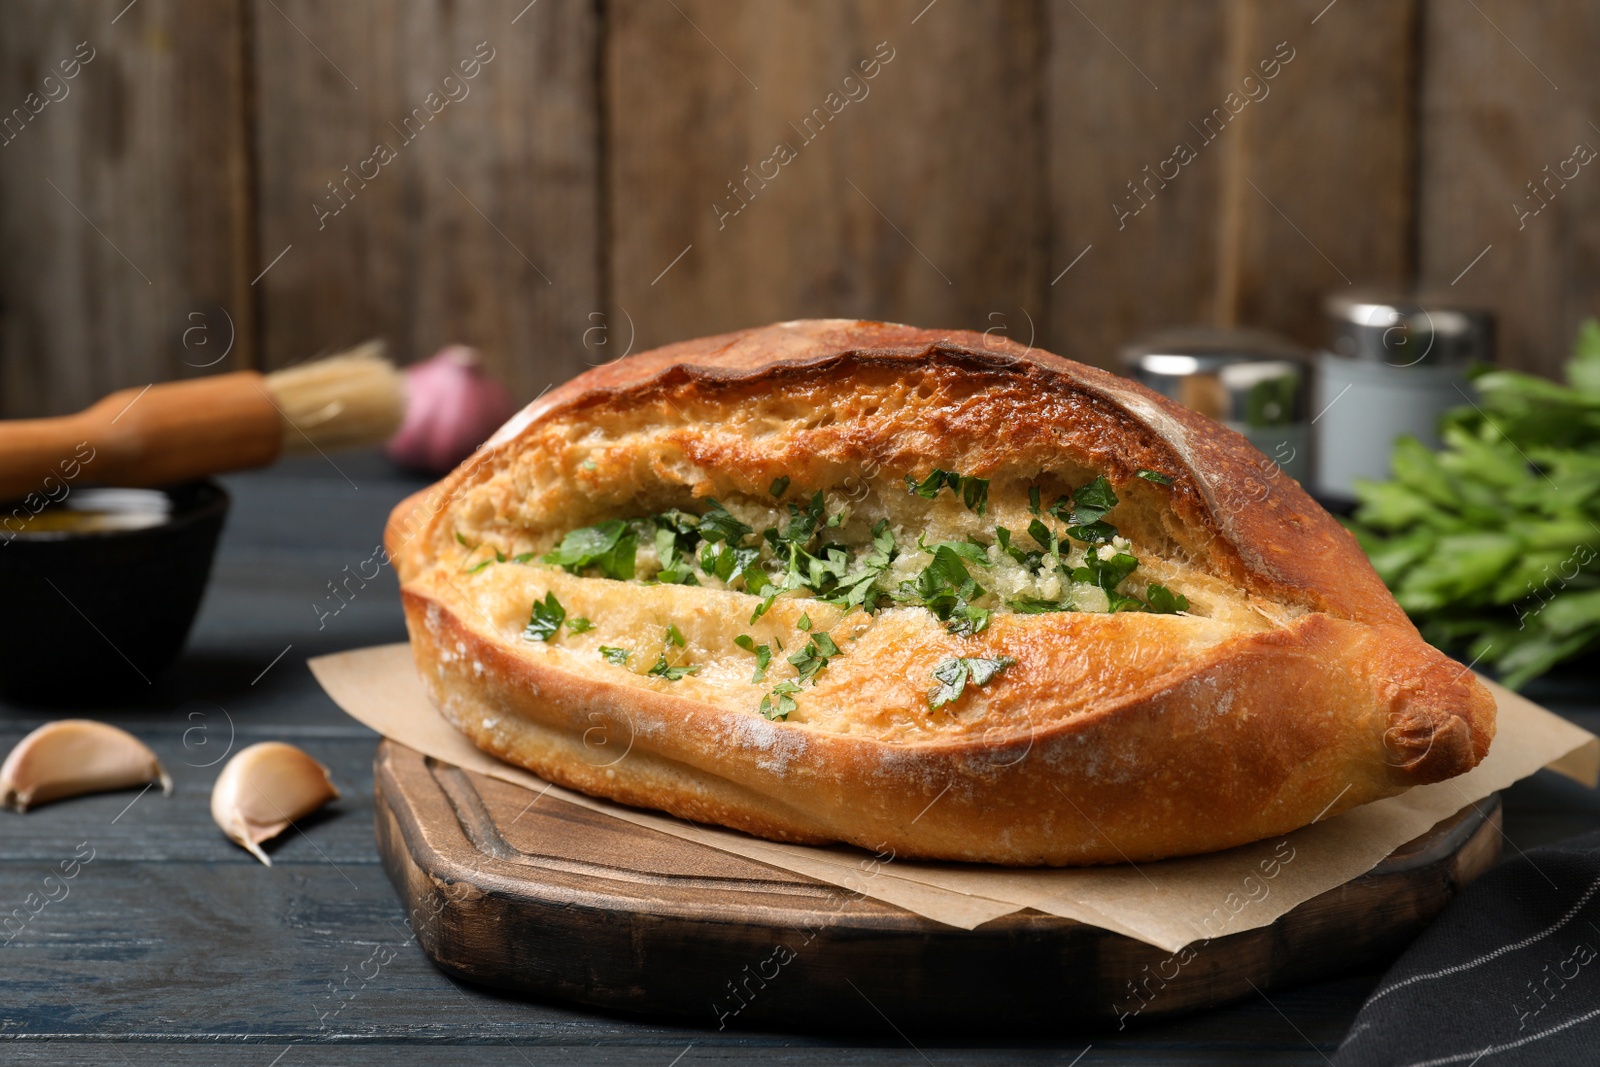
[386,319,1496,866]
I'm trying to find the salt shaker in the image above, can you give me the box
[1314,294,1493,504]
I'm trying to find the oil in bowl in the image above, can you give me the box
[0,481,229,703]
[8,488,173,537]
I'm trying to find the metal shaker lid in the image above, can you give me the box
[1323,291,1493,367]
[1120,326,1308,428]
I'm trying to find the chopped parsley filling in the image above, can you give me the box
[506,470,1193,623]
[494,468,1196,716]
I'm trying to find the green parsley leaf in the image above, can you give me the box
[1028,486,1042,515]
[905,468,959,499]
[1027,519,1060,566]
[821,519,897,609]
[523,591,566,642]
[797,612,812,632]
[599,646,631,665]
[700,540,760,584]
[918,534,992,567]
[905,469,987,514]
[962,477,990,515]
[751,591,780,624]
[655,526,680,567]
[455,531,475,548]
[1076,550,1141,606]
[697,500,754,545]
[777,492,828,546]
[655,565,701,586]
[466,558,494,574]
[770,476,791,497]
[735,634,774,682]
[1136,469,1174,486]
[788,632,841,685]
[965,655,1013,687]
[1065,519,1119,544]
[512,552,535,564]
[567,616,594,633]
[1144,583,1190,614]
[543,520,638,580]
[759,680,801,721]
[654,512,705,585]
[995,526,1043,570]
[906,545,991,634]
[648,655,700,681]
[928,655,1017,709]
[1009,596,1068,614]
[665,623,686,647]
[1070,475,1119,525]
[947,603,992,637]
[652,508,702,549]
[929,658,968,707]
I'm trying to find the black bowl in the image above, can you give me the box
[0,481,229,703]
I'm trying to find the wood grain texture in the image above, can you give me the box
[0,0,254,417]
[250,0,600,401]
[375,739,1501,1034]
[1224,0,1418,346]
[605,0,1046,355]
[0,0,1589,420]
[1044,0,1231,369]
[1417,0,1599,377]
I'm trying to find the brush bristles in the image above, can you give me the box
[264,341,406,452]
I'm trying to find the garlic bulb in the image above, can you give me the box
[386,345,515,473]
[211,742,340,865]
[0,720,172,812]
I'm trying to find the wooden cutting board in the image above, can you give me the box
[373,739,1501,1034]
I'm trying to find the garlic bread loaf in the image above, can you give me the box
[385,319,1495,866]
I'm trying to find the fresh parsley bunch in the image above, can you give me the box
[1347,320,1600,688]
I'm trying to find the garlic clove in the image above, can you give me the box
[0,720,172,813]
[211,742,340,866]
[385,344,515,473]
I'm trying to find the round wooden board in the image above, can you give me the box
[373,739,1502,1035]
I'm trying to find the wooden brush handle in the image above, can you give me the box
[0,372,285,502]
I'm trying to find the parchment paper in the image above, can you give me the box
[310,644,1598,949]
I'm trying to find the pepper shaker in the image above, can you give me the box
[1120,327,1311,487]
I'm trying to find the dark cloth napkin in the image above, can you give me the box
[1335,830,1600,1066]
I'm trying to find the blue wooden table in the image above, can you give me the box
[3,451,1596,1065]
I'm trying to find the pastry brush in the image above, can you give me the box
[0,341,405,501]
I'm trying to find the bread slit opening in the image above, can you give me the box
[461,469,1216,620]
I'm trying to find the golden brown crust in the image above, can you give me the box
[386,319,1496,866]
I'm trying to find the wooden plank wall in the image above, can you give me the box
[1418,0,1600,375]
[251,0,601,402]
[0,0,254,416]
[0,0,1589,417]
[607,0,1047,353]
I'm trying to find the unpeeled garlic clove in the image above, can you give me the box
[0,720,172,813]
[385,345,515,473]
[211,742,340,866]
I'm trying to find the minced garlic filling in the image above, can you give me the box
[440,468,1274,728]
